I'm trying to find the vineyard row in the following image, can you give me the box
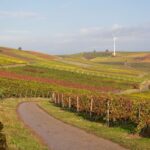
[0,78,149,136]
[50,92,150,136]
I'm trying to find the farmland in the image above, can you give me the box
[0,47,150,149]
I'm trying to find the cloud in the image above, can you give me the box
[46,24,150,53]
[0,11,41,19]
[0,23,150,54]
[61,24,150,41]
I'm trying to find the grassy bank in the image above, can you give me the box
[0,98,47,150]
[39,100,150,150]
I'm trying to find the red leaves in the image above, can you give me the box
[0,70,115,92]
[53,93,150,131]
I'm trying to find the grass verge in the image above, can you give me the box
[38,100,150,150]
[0,98,48,150]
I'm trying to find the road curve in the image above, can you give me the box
[17,102,127,150]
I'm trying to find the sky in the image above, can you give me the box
[0,0,150,54]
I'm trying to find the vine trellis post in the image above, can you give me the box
[106,99,110,127]
[69,97,71,109]
[90,98,93,118]
[61,94,64,108]
[77,96,79,112]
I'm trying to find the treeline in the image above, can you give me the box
[83,51,112,59]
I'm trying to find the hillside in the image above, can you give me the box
[0,47,150,149]
[0,47,150,94]
[0,47,57,65]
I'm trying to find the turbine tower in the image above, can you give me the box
[113,37,117,56]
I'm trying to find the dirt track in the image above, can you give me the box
[18,102,127,150]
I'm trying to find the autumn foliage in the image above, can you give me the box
[52,93,150,136]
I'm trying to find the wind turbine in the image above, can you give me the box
[113,37,117,56]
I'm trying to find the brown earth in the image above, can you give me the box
[135,54,150,62]
[27,51,57,60]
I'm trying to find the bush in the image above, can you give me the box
[0,122,7,150]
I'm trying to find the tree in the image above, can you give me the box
[105,49,109,53]
[18,47,22,50]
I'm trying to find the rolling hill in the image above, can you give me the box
[0,47,150,149]
[0,47,150,93]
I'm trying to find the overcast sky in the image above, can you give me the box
[0,0,150,54]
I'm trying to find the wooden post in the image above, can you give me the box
[57,93,60,105]
[42,92,45,98]
[61,94,64,107]
[54,93,57,104]
[25,90,28,98]
[77,96,79,112]
[30,90,33,98]
[37,91,40,98]
[16,90,18,98]
[138,104,141,121]
[20,92,22,98]
[106,99,110,127]
[34,90,37,97]
[47,91,50,98]
[7,87,10,98]
[19,91,21,98]
[69,97,71,109]
[52,92,55,102]
[90,98,93,118]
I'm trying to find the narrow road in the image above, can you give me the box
[18,102,127,150]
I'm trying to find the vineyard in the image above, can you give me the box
[4,65,137,91]
[50,92,149,136]
[0,77,149,137]
[0,77,91,98]
[0,47,150,149]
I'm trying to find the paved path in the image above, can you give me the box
[18,102,127,150]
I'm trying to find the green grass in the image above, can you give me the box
[63,51,150,80]
[0,98,48,150]
[39,100,150,150]
[0,54,25,65]
[127,91,150,101]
